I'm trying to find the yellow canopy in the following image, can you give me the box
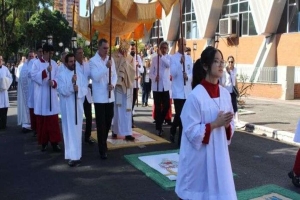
[74,0,178,42]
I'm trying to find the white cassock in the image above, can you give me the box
[27,58,38,109]
[17,60,33,128]
[31,58,60,116]
[57,67,88,160]
[0,66,12,108]
[175,85,237,200]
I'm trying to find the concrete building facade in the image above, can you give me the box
[149,0,300,100]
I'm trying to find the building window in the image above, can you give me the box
[149,20,163,45]
[288,0,300,32]
[220,0,257,36]
[182,0,199,39]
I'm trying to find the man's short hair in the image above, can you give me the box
[130,41,135,46]
[159,41,169,48]
[98,38,108,47]
[42,44,54,53]
[65,53,75,64]
[75,47,83,54]
[61,51,67,58]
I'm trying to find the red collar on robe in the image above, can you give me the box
[200,79,219,98]
[39,58,46,63]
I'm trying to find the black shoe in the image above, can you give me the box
[41,144,48,152]
[156,130,163,137]
[68,160,81,167]
[125,135,135,141]
[32,132,37,137]
[152,120,156,124]
[85,138,95,145]
[100,153,108,160]
[170,134,175,143]
[112,133,117,139]
[288,171,300,187]
[52,144,61,152]
[145,103,148,107]
[22,128,31,133]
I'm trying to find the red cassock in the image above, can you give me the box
[36,114,61,145]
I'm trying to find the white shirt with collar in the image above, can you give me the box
[89,52,117,103]
[221,67,237,93]
[149,54,171,92]
[133,54,144,89]
[76,61,92,103]
[170,52,193,99]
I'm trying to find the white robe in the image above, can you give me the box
[0,66,12,108]
[31,58,60,115]
[57,67,88,160]
[28,59,37,109]
[175,85,237,200]
[112,87,133,136]
[17,61,32,128]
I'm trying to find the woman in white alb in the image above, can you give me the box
[175,46,237,200]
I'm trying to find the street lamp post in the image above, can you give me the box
[47,35,53,45]
[71,37,77,53]
[193,41,197,63]
[42,40,47,47]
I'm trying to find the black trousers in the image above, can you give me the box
[142,82,151,104]
[153,91,170,131]
[0,107,8,129]
[94,103,114,154]
[132,88,138,124]
[170,99,186,145]
[230,92,238,113]
[83,97,92,139]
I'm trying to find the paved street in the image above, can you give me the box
[1,90,300,199]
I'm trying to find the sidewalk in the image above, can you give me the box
[137,93,300,146]
[237,96,300,146]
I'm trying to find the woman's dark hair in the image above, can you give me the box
[191,46,223,89]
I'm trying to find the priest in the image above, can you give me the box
[17,51,35,133]
[112,39,136,141]
[58,53,87,167]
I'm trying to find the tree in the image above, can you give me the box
[25,9,73,54]
[0,0,52,62]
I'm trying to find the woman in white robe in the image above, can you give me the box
[175,46,237,200]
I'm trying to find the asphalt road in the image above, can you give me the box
[1,90,299,200]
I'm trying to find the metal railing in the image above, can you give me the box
[237,66,278,83]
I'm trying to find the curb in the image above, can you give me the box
[238,121,300,147]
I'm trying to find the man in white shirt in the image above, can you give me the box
[0,55,12,130]
[90,38,117,160]
[170,38,193,146]
[75,47,94,145]
[130,41,144,128]
[149,41,171,136]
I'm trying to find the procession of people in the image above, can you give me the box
[1,34,242,199]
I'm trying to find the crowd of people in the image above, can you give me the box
[0,37,255,199]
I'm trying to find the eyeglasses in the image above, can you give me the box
[228,61,234,64]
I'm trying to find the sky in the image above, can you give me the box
[79,0,150,16]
